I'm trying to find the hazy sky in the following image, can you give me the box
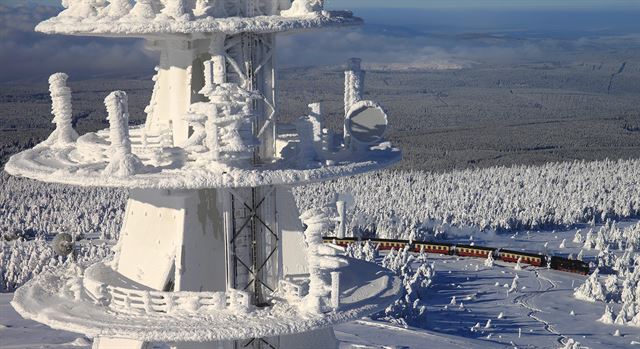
[0,1,639,82]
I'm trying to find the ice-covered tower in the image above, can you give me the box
[5,1,401,349]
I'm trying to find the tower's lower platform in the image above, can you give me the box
[11,257,399,343]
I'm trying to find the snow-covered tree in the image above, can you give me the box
[574,269,606,302]
[598,305,614,324]
[573,230,583,243]
[484,252,494,267]
[508,274,520,293]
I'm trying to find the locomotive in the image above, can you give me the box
[323,237,589,275]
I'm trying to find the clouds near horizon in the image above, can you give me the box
[0,3,639,83]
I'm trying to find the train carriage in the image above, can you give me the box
[374,239,410,251]
[454,245,495,258]
[413,242,454,255]
[499,249,545,267]
[322,236,356,248]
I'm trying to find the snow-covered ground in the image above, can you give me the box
[3,223,639,349]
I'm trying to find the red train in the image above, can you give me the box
[323,237,589,275]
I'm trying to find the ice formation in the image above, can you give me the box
[344,58,365,116]
[42,73,78,148]
[106,0,133,17]
[301,209,348,313]
[129,0,160,18]
[281,0,324,17]
[102,91,144,177]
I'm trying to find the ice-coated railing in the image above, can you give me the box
[90,285,252,315]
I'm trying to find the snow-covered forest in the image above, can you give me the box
[295,158,640,239]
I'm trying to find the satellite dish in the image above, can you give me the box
[345,101,388,144]
[52,233,75,256]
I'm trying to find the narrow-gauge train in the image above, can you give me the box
[323,237,589,275]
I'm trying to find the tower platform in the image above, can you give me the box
[36,11,361,37]
[12,258,400,342]
[4,126,400,189]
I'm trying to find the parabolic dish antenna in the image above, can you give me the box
[345,101,388,144]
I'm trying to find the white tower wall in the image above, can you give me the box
[115,189,227,292]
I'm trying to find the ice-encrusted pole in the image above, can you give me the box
[161,0,190,20]
[301,209,348,313]
[344,58,365,146]
[281,0,324,17]
[194,0,227,17]
[336,200,346,239]
[103,91,143,177]
[344,58,365,116]
[106,0,133,17]
[60,0,100,17]
[129,0,160,18]
[45,73,79,147]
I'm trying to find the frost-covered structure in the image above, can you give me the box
[41,73,78,148]
[5,1,402,349]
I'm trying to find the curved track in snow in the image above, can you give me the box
[512,269,570,346]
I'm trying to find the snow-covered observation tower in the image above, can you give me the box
[5,1,401,348]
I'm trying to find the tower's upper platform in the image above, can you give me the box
[36,1,362,38]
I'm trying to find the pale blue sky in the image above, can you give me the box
[332,0,640,9]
